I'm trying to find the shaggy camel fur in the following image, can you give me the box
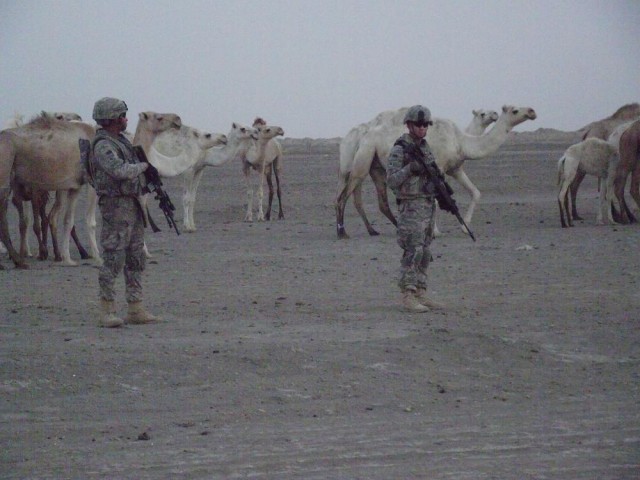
[570,103,640,219]
[557,138,618,227]
[335,105,537,239]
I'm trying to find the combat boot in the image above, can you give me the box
[415,288,446,310]
[402,290,430,313]
[99,299,124,328]
[125,302,159,325]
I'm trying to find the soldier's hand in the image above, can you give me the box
[409,160,426,175]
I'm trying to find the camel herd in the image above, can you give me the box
[557,103,640,227]
[0,102,639,270]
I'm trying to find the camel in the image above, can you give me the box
[335,105,537,238]
[465,109,499,135]
[607,119,640,224]
[0,116,96,269]
[570,102,640,219]
[242,120,285,222]
[3,112,89,261]
[145,125,232,232]
[149,122,257,231]
[335,108,498,239]
[557,138,619,227]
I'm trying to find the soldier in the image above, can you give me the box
[386,105,446,313]
[90,97,158,327]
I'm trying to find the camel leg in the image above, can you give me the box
[274,162,284,220]
[48,191,65,262]
[256,165,266,222]
[369,156,396,227]
[33,190,49,260]
[70,226,89,259]
[569,168,586,220]
[627,164,640,222]
[613,173,631,224]
[31,200,45,259]
[335,173,352,239]
[264,164,274,221]
[449,167,480,232]
[243,162,254,222]
[0,187,27,269]
[84,186,101,262]
[352,184,379,236]
[12,195,29,258]
[183,167,204,232]
[60,188,81,266]
[558,180,572,228]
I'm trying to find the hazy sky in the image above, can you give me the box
[1,0,638,139]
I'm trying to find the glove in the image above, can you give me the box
[409,160,426,175]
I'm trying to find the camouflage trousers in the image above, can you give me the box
[98,196,146,303]
[395,198,436,292]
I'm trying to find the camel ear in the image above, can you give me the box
[232,122,238,129]
[473,110,478,115]
[140,112,148,120]
[502,105,509,113]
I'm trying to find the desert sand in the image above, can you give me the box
[1,130,639,479]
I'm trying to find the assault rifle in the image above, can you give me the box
[133,145,181,236]
[406,142,476,242]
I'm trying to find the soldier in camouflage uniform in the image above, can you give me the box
[91,97,158,327]
[386,105,445,312]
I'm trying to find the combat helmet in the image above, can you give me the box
[92,97,128,121]
[403,105,432,125]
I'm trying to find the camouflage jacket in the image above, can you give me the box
[91,129,147,197]
[386,133,437,200]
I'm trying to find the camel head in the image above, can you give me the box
[255,125,284,140]
[187,127,227,149]
[472,109,499,129]
[252,117,267,128]
[137,111,182,133]
[500,105,537,128]
[230,123,259,142]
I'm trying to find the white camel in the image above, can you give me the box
[557,138,619,227]
[242,120,285,222]
[145,124,233,232]
[465,109,499,135]
[335,105,536,238]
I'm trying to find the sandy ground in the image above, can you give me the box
[1,137,639,479]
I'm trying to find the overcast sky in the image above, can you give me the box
[1,0,638,139]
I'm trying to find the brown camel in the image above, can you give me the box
[611,119,640,224]
[570,102,640,219]
[0,116,96,269]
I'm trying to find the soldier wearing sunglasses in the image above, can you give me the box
[386,105,445,313]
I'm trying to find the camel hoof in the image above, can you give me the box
[368,230,380,236]
[61,259,79,267]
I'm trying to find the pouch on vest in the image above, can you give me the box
[78,138,96,188]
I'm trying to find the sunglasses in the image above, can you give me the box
[412,121,432,128]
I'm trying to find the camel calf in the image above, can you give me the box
[557,138,618,227]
